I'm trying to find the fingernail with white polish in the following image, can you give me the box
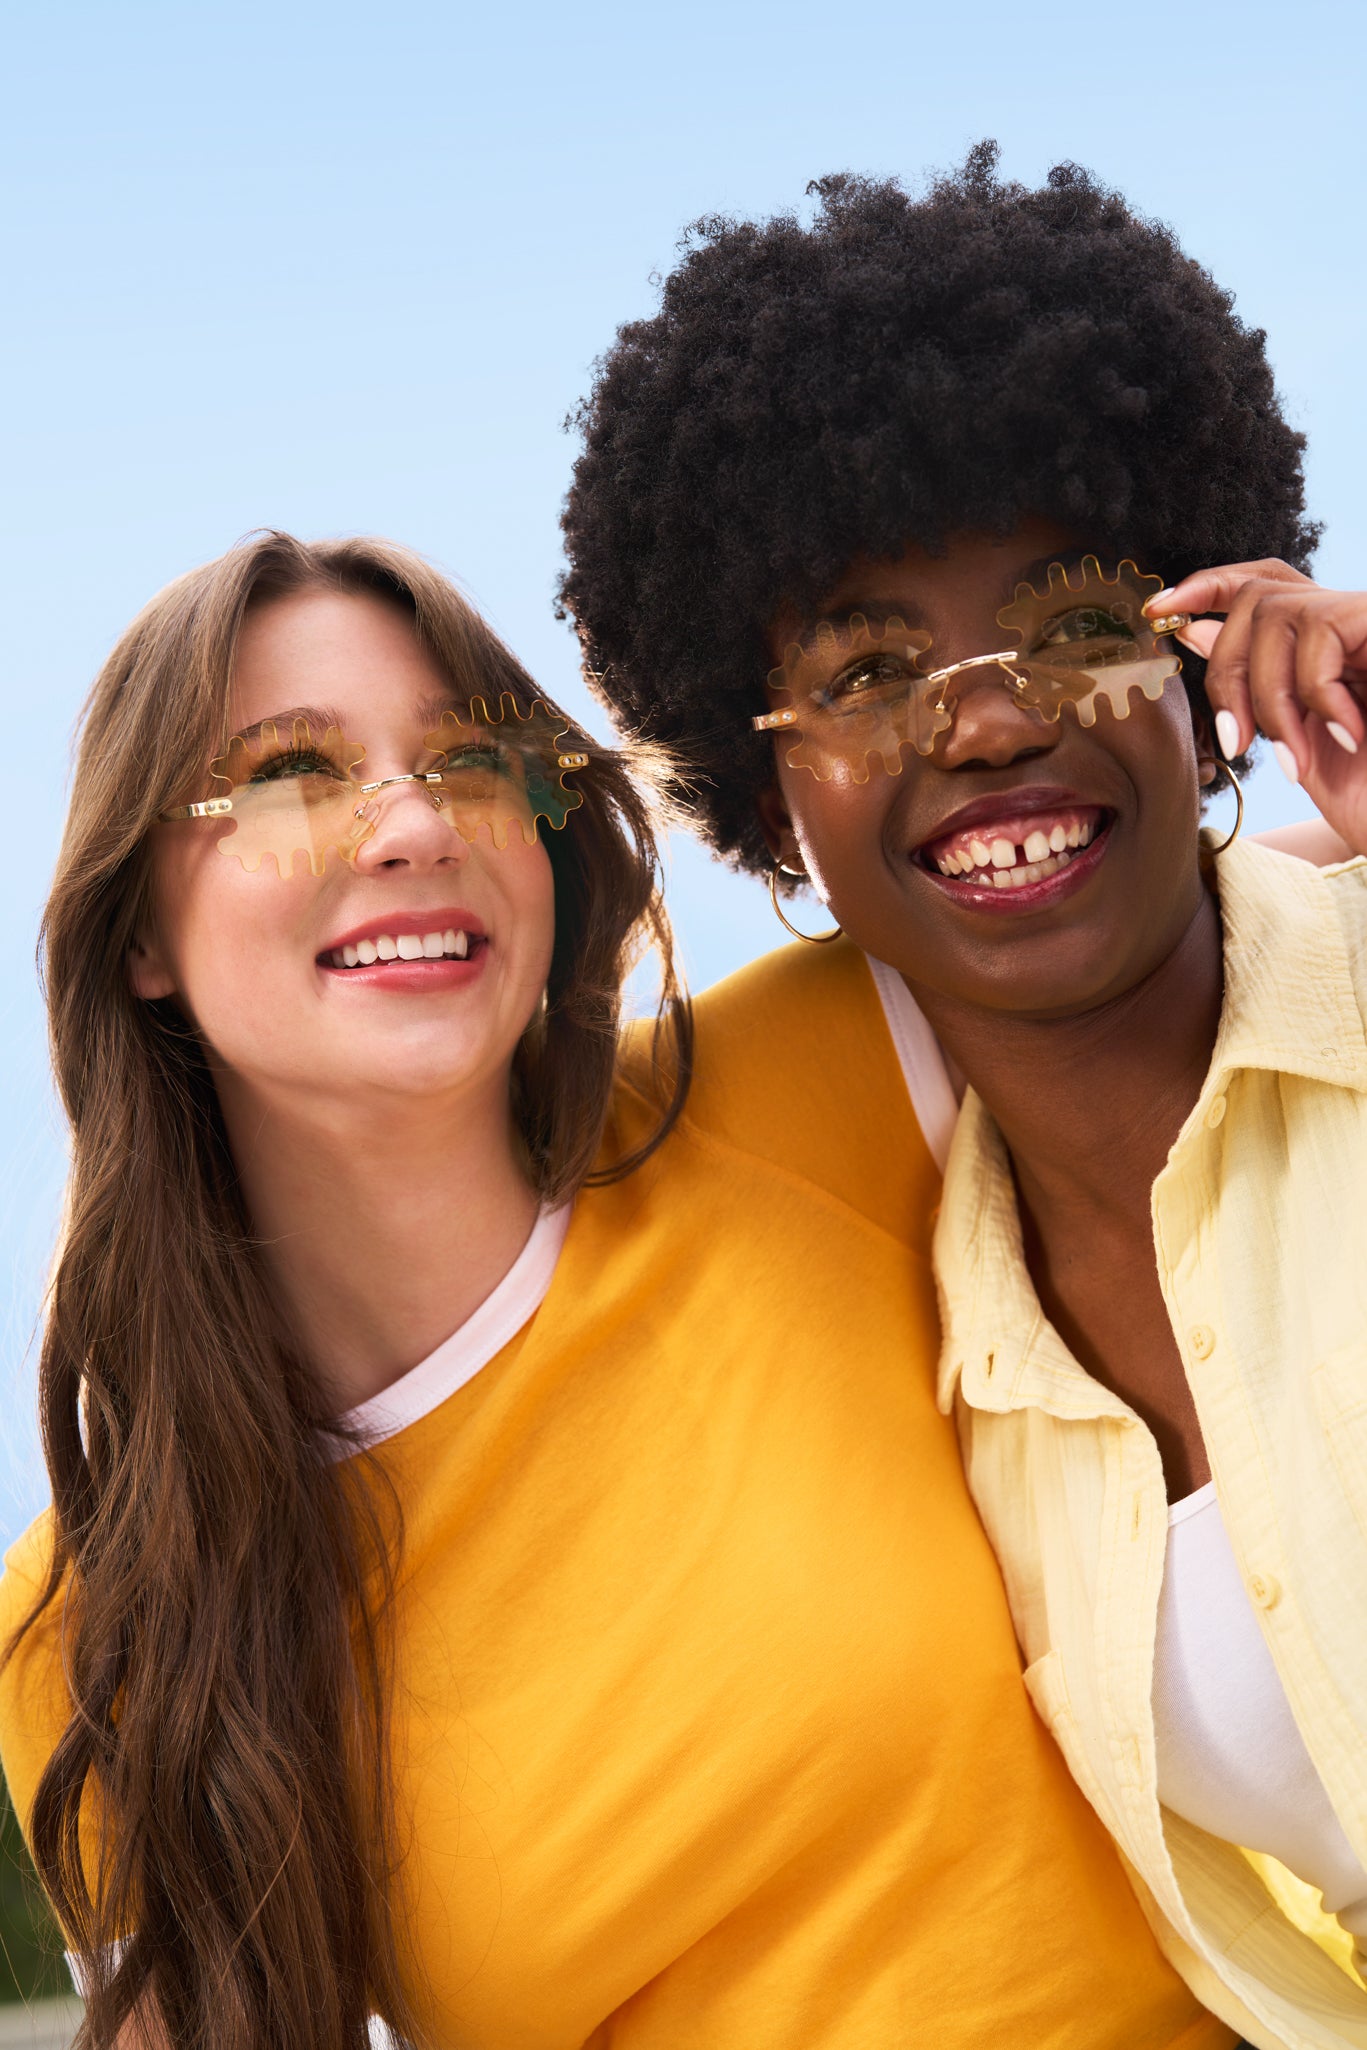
[1146,588,1177,614]
[1272,741,1301,784]
[1214,709,1241,759]
[1327,720,1360,755]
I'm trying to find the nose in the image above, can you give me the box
[934,662,1060,773]
[351,775,469,873]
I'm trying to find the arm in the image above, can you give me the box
[1251,819,1356,866]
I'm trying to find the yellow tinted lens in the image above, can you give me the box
[211,721,368,875]
[422,696,585,843]
[997,559,1181,727]
[767,615,941,781]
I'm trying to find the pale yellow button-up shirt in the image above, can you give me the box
[933,839,1367,2050]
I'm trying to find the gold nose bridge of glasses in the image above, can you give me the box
[752,617,1192,736]
[354,769,449,815]
[752,647,1031,734]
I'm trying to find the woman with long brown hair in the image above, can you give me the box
[0,530,686,2047]
[1,528,1236,2050]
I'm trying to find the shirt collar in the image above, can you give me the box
[1206,838,1367,1093]
[934,841,1367,1416]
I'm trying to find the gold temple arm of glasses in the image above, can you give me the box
[160,797,235,820]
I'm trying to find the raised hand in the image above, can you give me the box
[1146,562,1367,859]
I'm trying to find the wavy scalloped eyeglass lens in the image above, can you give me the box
[758,615,941,782]
[420,697,587,844]
[198,720,369,877]
[995,557,1182,727]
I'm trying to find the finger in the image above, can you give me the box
[1293,615,1364,753]
[1146,559,1314,622]
[1195,600,1257,758]
[1296,711,1366,823]
[1175,620,1221,660]
[1245,600,1311,776]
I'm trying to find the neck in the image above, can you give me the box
[216,1070,540,1417]
[909,889,1224,1229]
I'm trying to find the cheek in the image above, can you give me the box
[509,838,558,983]
[150,839,324,1035]
[1125,687,1203,828]
[780,763,899,899]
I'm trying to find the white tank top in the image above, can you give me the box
[1153,1481,1367,1941]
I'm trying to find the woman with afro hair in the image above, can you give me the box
[562,144,1367,2049]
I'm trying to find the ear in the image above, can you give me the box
[1188,706,1220,788]
[755,782,804,871]
[127,931,177,1002]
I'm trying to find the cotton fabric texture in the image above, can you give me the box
[0,944,1229,2048]
[933,840,1367,2050]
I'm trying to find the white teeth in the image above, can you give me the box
[992,869,1012,888]
[969,837,991,867]
[1049,824,1068,853]
[334,928,475,968]
[1078,820,1093,846]
[1023,830,1051,864]
[1066,822,1081,848]
[938,858,955,876]
[990,838,1017,869]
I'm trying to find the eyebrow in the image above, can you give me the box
[789,602,927,655]
[1009,547,1095,594]
[791,547,1105,651]
[230,690,465,745]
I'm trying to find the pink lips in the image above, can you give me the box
[913,789,1114,913]
[316,908,490,990]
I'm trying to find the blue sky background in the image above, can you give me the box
[2,0,1364,1551]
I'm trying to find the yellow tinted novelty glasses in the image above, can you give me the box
[160,695,589,877]
[752,558,1190,781]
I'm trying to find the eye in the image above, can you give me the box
[1033,605,1135,651]
[441,741,522,777]
[248,743,350,785]
[814,651,916,713]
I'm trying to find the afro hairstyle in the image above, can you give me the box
[558,143,1319,877]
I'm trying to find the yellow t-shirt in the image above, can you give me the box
[0,938,1232,2049]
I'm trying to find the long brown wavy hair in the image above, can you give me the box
[10,532,691,2049]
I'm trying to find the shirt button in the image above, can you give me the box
[1189,1325,1217,1360]
[1205,1095,1227,1129]
[1248,1572,1282,1610]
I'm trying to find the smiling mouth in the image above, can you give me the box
[322,925,484,970]
[918,805,1110,891]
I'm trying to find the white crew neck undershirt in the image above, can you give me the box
[335,1204,572,1451]
[1155,1485,1367,1940]
[864,954,960,1171]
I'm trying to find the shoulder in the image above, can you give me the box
[622,938,940,1251]
[1321,853,1367,1012]
[0,1511,55,1636]
[0,1511,69,1837]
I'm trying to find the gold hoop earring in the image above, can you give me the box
[768,866,842,945]
[1202,757,1244,856]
